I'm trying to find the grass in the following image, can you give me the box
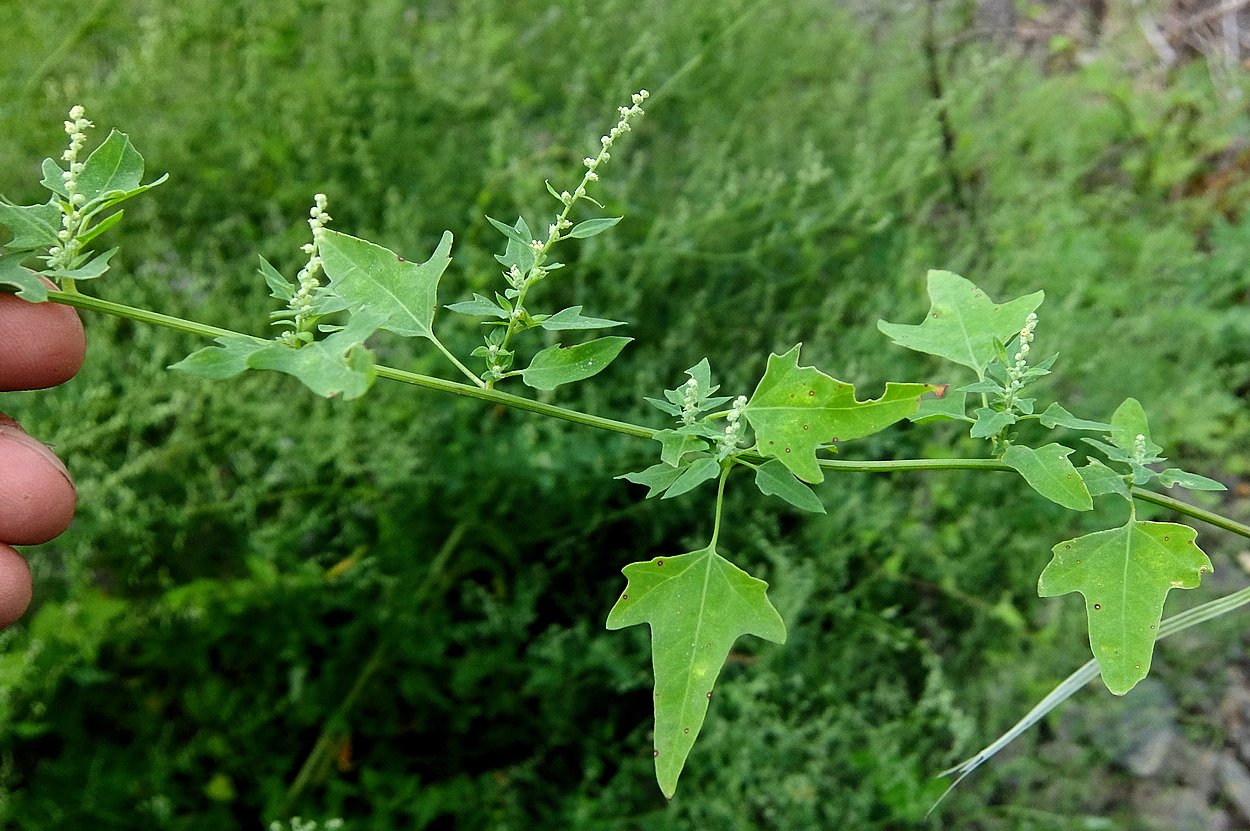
[1,1,1248,828]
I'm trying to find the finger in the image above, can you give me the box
[0,416,75,545]
[0,544,32,627]
[0,287,86,391]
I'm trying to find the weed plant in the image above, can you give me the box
[1,1,1249,829]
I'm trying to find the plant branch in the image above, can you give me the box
[41,289,1250,542]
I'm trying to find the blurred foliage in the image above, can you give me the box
[1,0,1249,828]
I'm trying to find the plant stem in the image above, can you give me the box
[709,464,730,549]
[429,334,488,389]
[41,289,1250,542]
[1131,486,1250,538]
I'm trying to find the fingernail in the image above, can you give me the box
[0,417,74,488]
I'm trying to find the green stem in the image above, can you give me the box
[40,290,1250,542]
[1131,487,1250,538]
[429,334,487,389]
[709,464,730,549]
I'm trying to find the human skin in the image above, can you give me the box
[0,288,85,626]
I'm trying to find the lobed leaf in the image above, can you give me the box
[0,257,48,301]
[877,270,1044,375]
[653,429,711,467]
[40,158,69,198]
[969,407,1016,439]
[318,229,453,340]
[1039,520,1212,694]
[172,311,384,400]
[606,545,787,798]
[170,336,267,380]
[518,336,632,391]
[910,388,972,424]
[1002,443,1092,511]
[0,201,60,250]
[743,344,935,483]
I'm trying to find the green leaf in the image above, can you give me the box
[661,457,720,499]
[75,209,125,246]
[1078,459,1131,501]
[566,216,622,239]
[0,201,60,250]
[877,270,1044,375]
[538,305,626,330]
[617,462,683,498]
[910,388,972,424]
[446,293,509,319]
[653,429,710,467]
[1002,443,1092,511]
[43,248,117,280]
[245,310,384,400]
[1039,520,1212,694]
[606,545,787,798]
[1158,469,1226,491]
[486,215,533,247]
[0,256,48,301]
[518,336,632,391]
[494,216,537,275]
[970,407,1017,439]
[753,459,825,513]
[258,256,294,302]
[317,229,453,340]
[744,345,933,483]
[1037,403,1112,432]
[1109,397,1162,457]
[40,158,69,198]
[170,336,267,380]
[76,130,145,202]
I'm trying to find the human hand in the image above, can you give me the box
[0,287,85,626]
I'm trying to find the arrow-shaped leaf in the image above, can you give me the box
[877,270,1043,375]
[743,344,934,483]
[318,229,453,340]
[0,256,48,301]
[606,545,786,798]
[1039,519,1212,694]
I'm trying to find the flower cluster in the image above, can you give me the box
[277,193,332,346]
[47,105,94,270]
[718,395,749,459]
[1005,312,1038,395]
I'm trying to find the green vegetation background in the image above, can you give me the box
[2,0,1249,828]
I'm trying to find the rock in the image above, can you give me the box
[1218,752,1250,823]
[1135,785,1231,831]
